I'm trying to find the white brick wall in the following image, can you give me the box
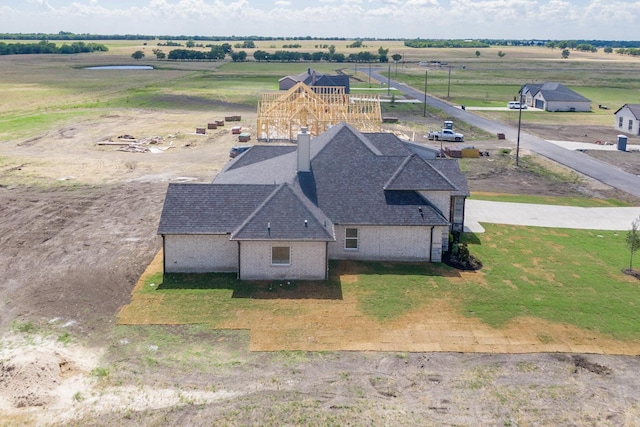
[164,234,236,273]
[328,225,444,262]
[239,241,327,280]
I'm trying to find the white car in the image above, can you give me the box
[508,101,527,109]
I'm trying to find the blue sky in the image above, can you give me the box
[1,0,639,39]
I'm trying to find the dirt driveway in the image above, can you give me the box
[1,112,640,425]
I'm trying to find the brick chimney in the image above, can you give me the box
[297,127,311,172]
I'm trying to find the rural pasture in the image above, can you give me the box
[1,41,640,425]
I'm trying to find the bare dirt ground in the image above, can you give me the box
[2,112,640,426]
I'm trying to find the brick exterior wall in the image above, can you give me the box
[238,241,327,280]
[328,225,444,262]
[164,234,236,273]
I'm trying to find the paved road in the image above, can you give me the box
[367,69,640,199]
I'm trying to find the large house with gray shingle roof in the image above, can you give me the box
[520,82,591,112]
[279,68,350,93]
[158,122,469,280]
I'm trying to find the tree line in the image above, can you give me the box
[0,32,154,41]
[0,40,108,56]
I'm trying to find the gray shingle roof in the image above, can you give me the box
[158,183,276,234]
[225,145,297,173]
[232,183,334,241]
[427,159,470,196]
[160,122,466,236]
[524,82,590,102]
[384,154,456,191]
[279,69,350,92]
[614,104,640,119]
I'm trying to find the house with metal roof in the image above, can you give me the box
[614,104,640,136]
[279,68,350,93]
[520,82,591,112]
[158,122,469,280]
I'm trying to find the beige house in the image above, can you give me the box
[158,123,469,280]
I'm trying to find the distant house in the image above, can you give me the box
[158,123,469,280]
[279,68,350,93]
[520,82,591,112]
[614,104,640,135]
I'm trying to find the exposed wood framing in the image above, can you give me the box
[257,82,382,141]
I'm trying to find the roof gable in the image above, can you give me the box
[528,82,591,102]
[232,183,334,241]
[384,154,456,191]
[614,104,640,118]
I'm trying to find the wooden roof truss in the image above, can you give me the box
[257,82,382,141]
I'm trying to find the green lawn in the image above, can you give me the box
[130,224,640,341]
[469,193,633,207]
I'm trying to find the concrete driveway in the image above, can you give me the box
[465,199,640,232]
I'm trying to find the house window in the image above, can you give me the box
[619,116,623,128]
[271,246,290,265]
[345,228,358,250]
[629,119,633,131]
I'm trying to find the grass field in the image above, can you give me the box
[3,42,640,139]
[120,223,640,344]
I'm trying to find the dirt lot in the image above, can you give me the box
[2,112,640,426]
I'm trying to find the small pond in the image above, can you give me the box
[85,65,154,70]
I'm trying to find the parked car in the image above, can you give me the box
[229,145,251,158]
[508,101,527,109]
[427,129,464,142]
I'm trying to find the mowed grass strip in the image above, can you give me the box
[469,192,632,207]
[120,224,640,341]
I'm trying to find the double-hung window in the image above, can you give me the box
[345,228,358,250]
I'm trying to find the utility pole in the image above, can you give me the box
[516,90,523,166]
[447,65,451,98]
[423,70,428,117]
[368,62,371,87]
[387,62,391,96]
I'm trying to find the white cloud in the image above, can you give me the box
[2,0,640,39]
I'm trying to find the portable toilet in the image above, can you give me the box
[617,135,628,151]
[444,120,453,130]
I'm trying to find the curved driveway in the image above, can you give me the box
[367,69,640,199]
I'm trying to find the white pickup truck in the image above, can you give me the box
[427,129,464,142]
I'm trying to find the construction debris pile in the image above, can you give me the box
[117,136,167,153]
[97,134,174,153]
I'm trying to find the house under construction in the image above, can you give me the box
[256,82,382,141]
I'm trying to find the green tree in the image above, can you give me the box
[498,50,506,57]
[253,49,268,61]
[231,50,247,62]
[185,39,195,48]
[131,50,145,60]
[328,44,336,55]
[152,48,165,59]
[391,53,402,62]
[475,50,480,58]
[604,47,613,53]
[561,49,570,59]
[626,216,640,270]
